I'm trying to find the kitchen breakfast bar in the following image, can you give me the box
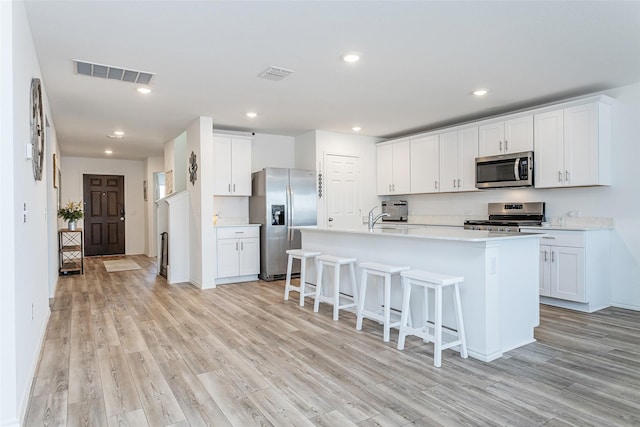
[298,226,544,362]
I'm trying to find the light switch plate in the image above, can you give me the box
[26,143,33,159]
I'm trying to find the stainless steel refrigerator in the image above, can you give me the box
[249,168,317,281]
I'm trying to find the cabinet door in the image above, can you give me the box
[551,246,586,302]
[504,115,533,153]
[564,103,598,187]
[539,245,551,297]
[410,135,439,193]
[217,239,240,278]
[457,126,479,192]
[478,122,504,156]
[231,138,252,195]
[392,141,411,194]
[534,110,564,188]
[213,137,232,195]
[439,130,458,192]
[238,238,260,276]
[376,144,394,195]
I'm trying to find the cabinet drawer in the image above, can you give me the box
[217,226,260,239]
[539,231,584,248]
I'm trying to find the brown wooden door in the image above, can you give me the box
[83,174,125,256]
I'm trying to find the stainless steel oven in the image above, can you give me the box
[464,202,545,232]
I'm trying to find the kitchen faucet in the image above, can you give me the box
[368,206,390,231]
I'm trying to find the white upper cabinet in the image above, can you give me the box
[376,140,411,195]
[439,126,478,193]
[479,115,533,157]
[534,98,611,188]
[213,135,252,196]
[410,135,440,194]
[457,126,480,192]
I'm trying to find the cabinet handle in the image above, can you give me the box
[505,140,508,151]
[544,250,548,262]
[457,178,461,188]
[228,184,231,192]
[499,141,503,152]
[551,251,556,263]
[392,184,396,192]
[233,183,236,192]
[558,171,563,183]
[241,242,244,250]
[389,184,392,191]
[453,179,457,188]
[565,170,570,182]
[434,180,438,190]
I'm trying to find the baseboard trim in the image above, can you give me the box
[17,307,51,426]
[611,302,640,312]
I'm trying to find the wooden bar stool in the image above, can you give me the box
[284,249,321,306]
[356,262,410,342]
[397,269,468,367]
[313,255,358,321]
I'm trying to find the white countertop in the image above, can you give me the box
[215,223,261,228]
[521,224,613,231]
[299,226,545,242]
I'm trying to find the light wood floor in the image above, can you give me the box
[25,255,640,426]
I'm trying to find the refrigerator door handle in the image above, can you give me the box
[286,184,293,241]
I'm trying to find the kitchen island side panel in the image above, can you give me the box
[300,228,540,362]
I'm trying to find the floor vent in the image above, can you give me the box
[74,60,155,85]
[257,66,294,81]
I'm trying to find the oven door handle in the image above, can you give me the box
[514,158,521,181]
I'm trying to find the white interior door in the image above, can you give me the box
[324,154,362,229]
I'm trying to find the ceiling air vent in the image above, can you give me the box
[257,66,294,81]
[73,60,155,85]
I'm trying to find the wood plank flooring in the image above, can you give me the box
[25,255,640,426]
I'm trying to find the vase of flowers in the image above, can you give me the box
[58,201,83,230]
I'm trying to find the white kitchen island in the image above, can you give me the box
[299,226,544,362]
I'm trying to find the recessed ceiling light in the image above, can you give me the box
[105,150,113,154]
[107,134,125,139]
[137,87,151,94]
[246,112,257,118]
[114,130,124,136]
[352,126,362,132]
[342,53,361,63]
[473,89,489,96]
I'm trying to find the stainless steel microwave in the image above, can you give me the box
[475,151,534,189]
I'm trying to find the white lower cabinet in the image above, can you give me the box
[523,228,610,313]
[216,226,260,283]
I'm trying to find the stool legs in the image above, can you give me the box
[284,254,294,302]
[434,285,443,367]
[397,279,412,351]
[383,272,392,342]
[333,263,340,321]
[298,258,307,306]
[313,261,324,313]
[453,283,468,359]
[355,268,368,331]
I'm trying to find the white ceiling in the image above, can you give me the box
[24,1,640,160]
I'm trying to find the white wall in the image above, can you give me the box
[0,3,18,426]
[1,2,60,425]
[186,117,216,289]
[251,133,295,171]
[314,130,382,226]
[60,156,146,255]
[144,156,163,256]
[394,83,640,311]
